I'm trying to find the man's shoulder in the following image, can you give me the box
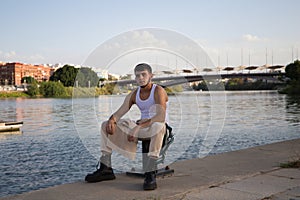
[154,84,168,96]
[155,84,166,91]
[127,89,138,103]
[127,88,137,95]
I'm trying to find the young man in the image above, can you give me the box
[85,63,169,190]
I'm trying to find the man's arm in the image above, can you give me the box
[106,90,136,134]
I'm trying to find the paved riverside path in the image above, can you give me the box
[2,138,300,200]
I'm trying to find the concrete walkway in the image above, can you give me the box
[2,138,300,200]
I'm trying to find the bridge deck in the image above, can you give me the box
[104,72,285,87]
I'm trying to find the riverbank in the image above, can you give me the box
[0,88,281,98]
[1,138,299,200]
[0,91,29,98]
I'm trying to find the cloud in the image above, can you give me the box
[87,30,172,74]
[103,30,169,51]
[132,30,168,47]
[4,51,17,59]
[28,54,45,61]
[0,50,45,64]
[242,34,263,42]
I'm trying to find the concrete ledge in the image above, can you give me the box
[2,138,300,200]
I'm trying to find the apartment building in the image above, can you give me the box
[0,62,54,85]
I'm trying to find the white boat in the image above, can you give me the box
[0,121,23,132]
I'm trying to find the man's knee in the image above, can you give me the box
[151,122,165,135]
[151,122,164,128]
[101,121,108,133]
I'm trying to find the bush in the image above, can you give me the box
[280,80,300,94]
[26,82,39,97]
[39,81,67,97]
[72,87,96,97]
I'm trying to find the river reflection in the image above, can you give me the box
[285,95,300,125]
[0,91,300,197]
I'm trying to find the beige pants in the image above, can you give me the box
[100,119,166,160]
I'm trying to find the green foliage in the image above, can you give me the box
[285,60,300,80]
[192,79,280,91]
[98,83,118,95]
[39,81,66,97]
[164,85,183,94]
[26,82,39,97]
[119,74,132,80]
[72,86,121,97]
[280,159,300,168]
[0,91,29,98]
[73,87,96,97]
[225,79,278,90]
[281,60,300,94]
[64,87,74,97]
[193,81,224,91]
[50,65,100,88]
[50,65,78,87]
[76,67,99,87]
[279,80,300,94]
[21,76,37,84]
[192,81,208,91]
[208,82,225,90]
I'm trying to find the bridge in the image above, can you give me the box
[104,72,286,88]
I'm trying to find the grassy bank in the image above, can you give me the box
[0,91,29,98]
[0,83,183,98]
[0,87,119,98]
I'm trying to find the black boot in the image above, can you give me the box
[143,171,157,190]
[143,157,157,190]
[85,154,115,183]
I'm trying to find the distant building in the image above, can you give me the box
[109,73,120,80]
[92,68,109,79]
[0,62,54,85]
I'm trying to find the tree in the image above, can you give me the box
[50,65,99,87]
[50,65,78,87]
[21,76,37,84]
[285,60,300,81]
[76,67,99,87]
[192,81,208,91]
[281,60,300,94]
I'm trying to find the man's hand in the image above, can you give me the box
[106,118,116,135]
[127,125,140,142]
[136,118,151,127]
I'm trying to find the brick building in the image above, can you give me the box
[0,62,54,85]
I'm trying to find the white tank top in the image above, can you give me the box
[136,84,169,123]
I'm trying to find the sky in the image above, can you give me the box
[0,0,299,72]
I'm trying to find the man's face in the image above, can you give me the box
[135,70,152,87]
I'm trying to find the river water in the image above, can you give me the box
[0,91,299,197]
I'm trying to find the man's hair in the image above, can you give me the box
[134,63,152,74]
